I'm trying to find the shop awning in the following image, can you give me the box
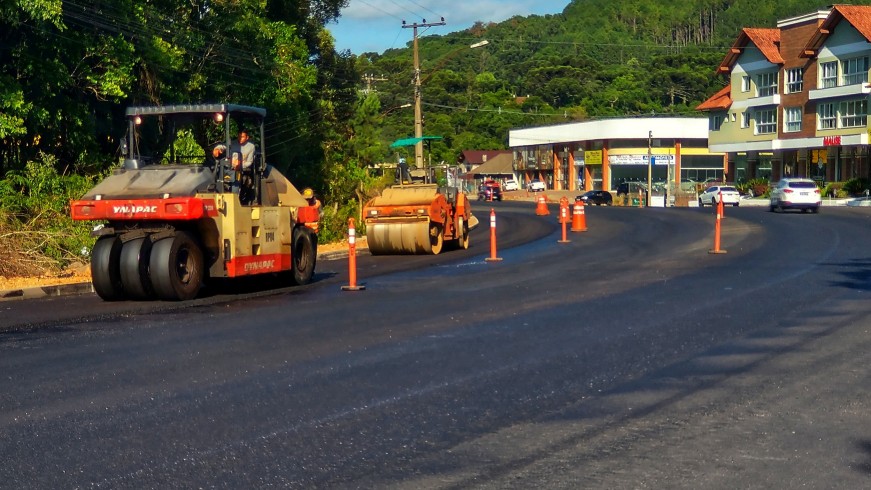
[467,153,515,176]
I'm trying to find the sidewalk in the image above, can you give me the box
[503,189,857,207]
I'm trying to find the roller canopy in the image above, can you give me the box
[389,136,443,148]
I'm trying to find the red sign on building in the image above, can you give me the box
[822,135,842,146]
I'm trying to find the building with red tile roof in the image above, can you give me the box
[697,6,871,184]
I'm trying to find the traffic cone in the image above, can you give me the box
[341,218,366,291]
[571,199,588,232]
[535,194,550,215]
[558,197,569,223]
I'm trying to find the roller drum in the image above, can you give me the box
[367,219,433,255]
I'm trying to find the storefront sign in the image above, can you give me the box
[823,135,841,146]
[812,149,828,163]
[609,154,647,165]
[584,150,603,165]
[608,154,674,165]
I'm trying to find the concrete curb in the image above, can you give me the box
[1,282,95,302]
[504,190,853,208]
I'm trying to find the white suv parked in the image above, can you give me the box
[770,178,821,213]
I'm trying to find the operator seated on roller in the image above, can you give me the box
[302,187,323,218]
[212,128,256,204]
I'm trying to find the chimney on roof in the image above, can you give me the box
[483,155,488,162]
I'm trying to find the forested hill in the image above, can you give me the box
[357,0,858,163]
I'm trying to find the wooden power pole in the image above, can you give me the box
[402,18,445,169]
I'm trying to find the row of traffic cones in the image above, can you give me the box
[533,191,728,256]
[537,195,589,232]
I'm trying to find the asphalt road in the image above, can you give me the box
[1,201,870,488]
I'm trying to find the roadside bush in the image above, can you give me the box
[822,182,847,198]
[318,199,361,244]
[841,178,871,196]
[0,153,97,276]
[741,178,770,198]
[734,181,751,195]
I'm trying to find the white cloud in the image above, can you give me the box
[342,0,561,26]
[331,0,568,54]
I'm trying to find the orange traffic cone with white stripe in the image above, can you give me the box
[571,198,588,232]
[535,194,550,215]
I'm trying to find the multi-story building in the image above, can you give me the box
[697,5,871,184]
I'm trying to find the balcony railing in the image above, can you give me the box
[842,72,869,86]
[809,82,871,101]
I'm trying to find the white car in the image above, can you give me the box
[528,180,546,192]
[770,178,821,213]
[699,185,740,207]
[503,179,519,191]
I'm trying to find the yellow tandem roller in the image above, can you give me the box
[363,184,473,255]
[367,219,439,255]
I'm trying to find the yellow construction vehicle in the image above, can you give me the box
[363,183,474,255]
[70,104,319,301]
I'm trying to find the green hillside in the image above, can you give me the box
[358,0,858,164]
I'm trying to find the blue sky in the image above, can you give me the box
[327,0,571,54]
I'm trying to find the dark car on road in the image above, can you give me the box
[576,190,613,206]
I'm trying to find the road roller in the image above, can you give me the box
[70,104,320,301]
[363,184,475,255]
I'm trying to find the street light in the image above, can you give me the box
[411,39,489,168]
[382,103,412,116]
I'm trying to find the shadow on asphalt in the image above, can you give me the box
[858,440,871,474]
[825,258,871,291]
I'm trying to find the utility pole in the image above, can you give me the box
[403,18,445,169]
[361,73,388,94]
[647,130,653,207]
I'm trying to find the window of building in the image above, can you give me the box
[820,61,838,88]
[741,75,751,92]
[741,112,750,128]
[756,72,778,97]
[818,102,836,129]
[841,56,869,85]
[784,107,802,132]
[711,115,724,131]
[840,99,868,128]
[755,109,776,134]
[521,149,537,169]
[785,68,803,93]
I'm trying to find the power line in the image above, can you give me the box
[405,0,442,18]
[354,0,405,22]
[385,0,426,19]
